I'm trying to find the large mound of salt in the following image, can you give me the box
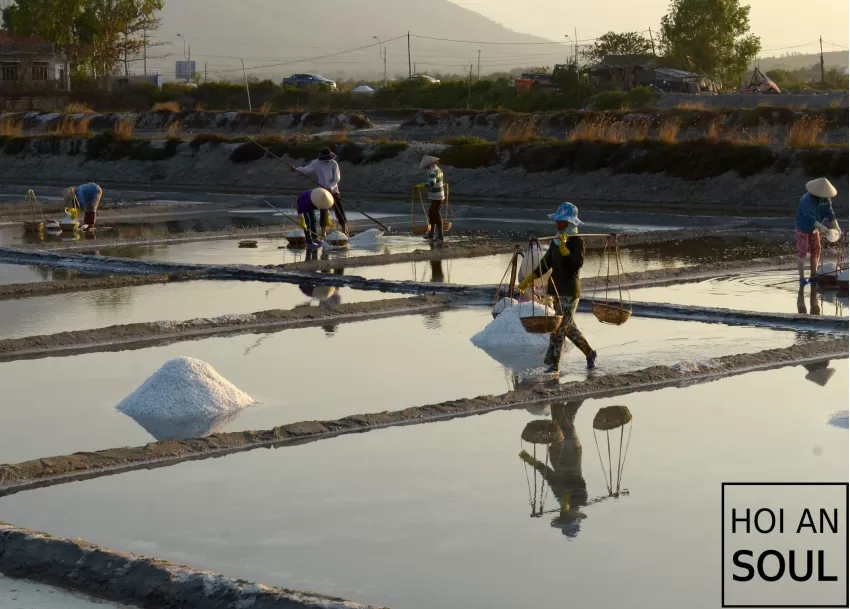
[471,302,554,349]
[117,357,257,418]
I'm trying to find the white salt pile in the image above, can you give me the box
[323,230,349,249]
[285,228,306,239]
[828,411,849,429]
[492,297,517,317]
[349,228,384,245]
[117,357,257,418]
[471,302,554,349]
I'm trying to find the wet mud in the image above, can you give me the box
[0,523,384,609]
[0,272,200,300]
[0,295,452,362]
[0,337,845,496]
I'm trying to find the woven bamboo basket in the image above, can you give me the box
[521,420,564,444]
[412,221,452,236]
[326,237,349,247]
[592,302,632,326]
[592,405,632,431]
[60,221,79,233]
[520,314,563,334]
[23,221,44,233]
[238,240,258,248]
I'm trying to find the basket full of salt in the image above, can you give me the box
[284,228,307,248]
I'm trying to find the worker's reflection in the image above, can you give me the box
[797,285,821,315]
[430,260,445,283]
[802,360,836,386]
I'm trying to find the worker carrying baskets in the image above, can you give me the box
[516,202,597,373]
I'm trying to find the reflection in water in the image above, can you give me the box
[123,409,244,441]
[803,360,837,387]
[797,285,821,315]
[519,402,634,539]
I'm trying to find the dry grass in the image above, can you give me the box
[657,118,681,143]
[567,116,649,143]
[152,101,181,113]
[258,102,274,115]
[676,100,706,110]
[330,130,349,142]
[499,117,540,143]
[65,102,94,114]
[787,115,826,147]
[194,103,206,112]
[744,128,772,146]
[114,119,135,138]
[53,116,90,136]
[794,102,809,111]
[0,119,22,136]
[165,120,182,137]
[706,118,723,141]
[829,99,842,108]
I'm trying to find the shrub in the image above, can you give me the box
[114,119,134,138]
[0,119,22,137]
[65,102,95,114]
[364,141,409,164]
[152,101,181,113]
[787,115,825,148]
[590,90,628,111]
[439,142,499,169]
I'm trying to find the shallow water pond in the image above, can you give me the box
[631,270,849,317]
[0,280,391,340]
[0,309,798,463]
[0,263,94,285]
[1,364,845,609]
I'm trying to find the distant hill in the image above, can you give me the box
[150,0,564,81]
[755,51,848,72]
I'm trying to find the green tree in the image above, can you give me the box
[582,31,654,64]
[2,0,164,78]
[659,0,761,83]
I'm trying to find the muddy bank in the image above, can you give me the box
[0,272,200,300]
[0,295,452,362]
[0,135,846,211]
[0,338,845,496]
[0,288,838,362]
[0,523,384,609]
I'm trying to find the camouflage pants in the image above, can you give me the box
[545,297,593,366]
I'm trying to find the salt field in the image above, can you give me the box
[1,364,845,609]
[0,201,845,609]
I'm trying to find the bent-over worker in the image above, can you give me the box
[516,202,597,373]
[296,188,335,249]
[65,183,102,227]
[414,155,445,242]
[292,148,348,236]
[796,177,841,284]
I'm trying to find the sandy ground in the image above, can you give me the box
[0,575,130,609]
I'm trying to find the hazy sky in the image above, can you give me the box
[452,0,849,55]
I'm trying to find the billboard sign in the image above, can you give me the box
[176,60,196,81]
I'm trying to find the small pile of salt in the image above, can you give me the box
[349,228,384,245]
[471,302,554,349]
[116,357,257,418]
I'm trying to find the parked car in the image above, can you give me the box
[282,73,337,90]
[406,74,440,85]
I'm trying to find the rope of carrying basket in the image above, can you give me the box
[591,234,632,326]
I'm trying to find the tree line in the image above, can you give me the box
[1,0,164,79]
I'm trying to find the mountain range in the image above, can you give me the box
[149,0,566,81]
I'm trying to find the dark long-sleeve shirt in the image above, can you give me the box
[532,236,584,299]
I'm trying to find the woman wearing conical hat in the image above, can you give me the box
[796,178,841,284]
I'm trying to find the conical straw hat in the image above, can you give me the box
[806,178,837,198]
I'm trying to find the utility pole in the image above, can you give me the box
[477,49,481,79]
[373,37,388,87]
[467,65,473,108]
[204,63,208,83]
[648,27,656,56]
[143,30,147,75]
[407,31,412,78]
[241,58,252,112]
[574,27,578,64]
[820,36,825,83]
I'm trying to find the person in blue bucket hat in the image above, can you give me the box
[516,202,597,373]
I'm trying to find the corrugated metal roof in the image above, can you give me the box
[655,67,699,80]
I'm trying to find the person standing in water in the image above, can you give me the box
[65,183,102,227]
[414,155,445,242]
[296,188,335,249]
[796,177,840,284]
[292,148,348,236]
[517,202,597,373]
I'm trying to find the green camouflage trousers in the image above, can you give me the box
[545,297,593,366]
